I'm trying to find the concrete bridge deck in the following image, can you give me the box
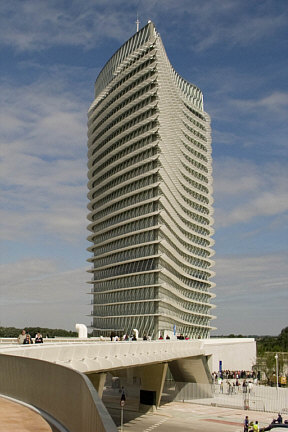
[0,337,256,374]
[0,338,256,432]
[0,339,205,372]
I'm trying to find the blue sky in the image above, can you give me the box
[0,0,287,335]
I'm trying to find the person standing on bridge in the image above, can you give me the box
[17,329,26,344]
[35,332,43,343]
[23,333,33,344]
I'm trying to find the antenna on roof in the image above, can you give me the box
[136,13,140,32]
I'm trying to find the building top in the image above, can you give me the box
[94,21,156,99]
[93,21,203,110]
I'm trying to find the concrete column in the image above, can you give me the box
[169,355,211,384]
[126,367,134,385]
[87,372,107,398]
[139,362,168,407]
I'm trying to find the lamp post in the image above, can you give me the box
[275,354,279,390]
[120,400,124,432]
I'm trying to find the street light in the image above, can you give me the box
[275,354,279,389]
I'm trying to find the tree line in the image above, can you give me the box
[212,327,288,354]
[0,326,78,338]
[1,326,287,349]
[256,327,288,355]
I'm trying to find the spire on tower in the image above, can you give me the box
[136,14,140,32]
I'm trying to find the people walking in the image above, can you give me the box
[253,420,259,431]
[244,415,249,432]
[243,380,248,393]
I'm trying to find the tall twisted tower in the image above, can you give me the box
[87,22,216,339]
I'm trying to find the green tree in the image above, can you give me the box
[0,326,78,338]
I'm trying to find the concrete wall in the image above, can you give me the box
[0,354,117,432]
[203,338,257,372]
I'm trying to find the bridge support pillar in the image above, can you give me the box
[138,362,168,408]
[87,372,106,398]
[169,355,212,384]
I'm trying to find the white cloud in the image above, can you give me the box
[0,80,87,156]
[224,10,287,48]
[220,191,288,227]
[213,158,288,227]
[0,194,87,243]
[0,0,132,52]
[208,82,288,135]
[232,92,288,120]
[214,159,262,196]
[144,0,287,52]
[0,72,89,243]
[214,253,287,296]
[1,0,286,54]
[0,258,90,330]
[0,258,58,287]
[212,252,288,335]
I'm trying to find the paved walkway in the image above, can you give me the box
[108,402,279,432]
[0,393,282,432]
[0,397,52,432]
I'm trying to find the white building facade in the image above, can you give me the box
[87,22,216,339]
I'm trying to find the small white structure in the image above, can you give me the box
[133,329,139,340]
[75,323,88,338]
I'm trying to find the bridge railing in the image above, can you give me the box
[0,354,117,432]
